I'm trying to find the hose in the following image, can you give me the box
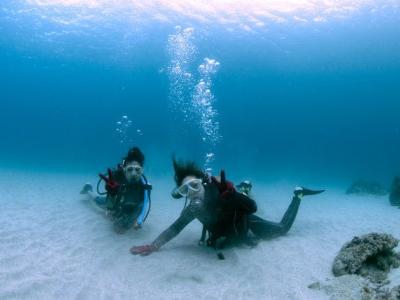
[97,175,108,195]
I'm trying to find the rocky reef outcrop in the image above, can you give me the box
[309,277,400,300]
[389,176,400,206]
[332,233,400,283]
[309,233,400,299]
[346,180,388,196]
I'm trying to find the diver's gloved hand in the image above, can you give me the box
[130,244,158,256]
[133,222,142,230]
[212,170,235,199]
[99,169,120,196]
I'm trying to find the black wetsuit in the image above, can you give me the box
[151,182,302,249]
[247,195,301,239]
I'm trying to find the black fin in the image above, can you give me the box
[217,252,225,260]
[295,187,325,196]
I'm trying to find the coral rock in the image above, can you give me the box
[332,233,400,283]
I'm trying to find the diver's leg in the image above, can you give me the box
[249,187,324,239]
[83,188,107,209]
[248,196,300,238]
[277,195,302,234]
[279,186,324,232]
[80,183,107,208]
[93,195,108,209]
[248,214,286,239]
[82,191,96,202]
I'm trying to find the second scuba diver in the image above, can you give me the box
[80,147,152,233]
[236,180,253,197]
[130,158,324,257]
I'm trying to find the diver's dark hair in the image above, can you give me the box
[173,156,205,186]
[124,147,145,166]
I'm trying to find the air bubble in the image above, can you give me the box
[115,115,143,146]
[167,28,221,172]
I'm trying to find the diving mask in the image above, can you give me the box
[176,178,203,197]
[125,164,143,174]
[123,162,143,181]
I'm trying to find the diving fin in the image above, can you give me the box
[80,183,93,195]
[294,186,325,197]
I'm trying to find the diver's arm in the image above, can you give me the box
[130,206,196,256]
[151,207,195,249]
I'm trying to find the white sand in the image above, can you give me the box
[0,169,399,300]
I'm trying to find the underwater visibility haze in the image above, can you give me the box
[1,0,399,182]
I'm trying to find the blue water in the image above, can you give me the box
[1,1,399,185]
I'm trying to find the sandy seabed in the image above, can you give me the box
[0,169,399,300]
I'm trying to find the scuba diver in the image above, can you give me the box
[80,147,152,233]
[236,180,253,197]
[130,158,324,258]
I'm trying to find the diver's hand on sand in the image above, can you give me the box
[130,245,157,256]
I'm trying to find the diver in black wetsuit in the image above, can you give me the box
[80,147,152,233]
[130,158,324,256]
